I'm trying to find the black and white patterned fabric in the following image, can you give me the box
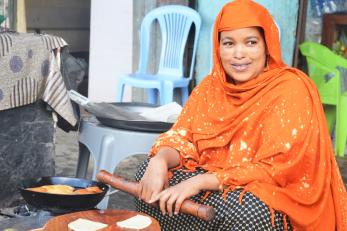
[135,158,292,231]
[0,32,77,126]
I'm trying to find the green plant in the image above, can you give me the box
[332,32,347,59]
[0,15,5,25]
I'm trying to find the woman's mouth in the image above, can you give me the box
[231,63,250,71]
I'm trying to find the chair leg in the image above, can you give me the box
[146,89,158,104]
[75,143,91,178]
[323,105,336,134]
[181,87,189,105]
[116,81,125,102]
[159,83,174,105]
[336,98,347,157]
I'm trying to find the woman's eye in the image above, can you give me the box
[222,41,233,46]
[247,40,258,45]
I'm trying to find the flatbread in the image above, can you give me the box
[116,214,152,229]
[68,218,108,231]
[27,185,75,194]
[26,185,102,195]
[74,186,103,194]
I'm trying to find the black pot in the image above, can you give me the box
[19,176,109,214]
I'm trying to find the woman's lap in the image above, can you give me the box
[135,158,292,231]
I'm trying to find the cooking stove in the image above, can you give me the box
[0,204,44,218]
[0,204,55,230]
[0,203,100,230]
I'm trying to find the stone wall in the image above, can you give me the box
[0,100,55,207]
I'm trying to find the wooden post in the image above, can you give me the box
[15,0,26,32]
[293,0,308,68]
[322,13,347,49]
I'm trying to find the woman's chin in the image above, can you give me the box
[230,75,256,84]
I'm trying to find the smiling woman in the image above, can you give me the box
[219,27,267,84]
[132,0,347,230]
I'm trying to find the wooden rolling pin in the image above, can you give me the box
[96,170,216,221]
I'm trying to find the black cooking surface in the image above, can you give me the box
[85,102,173,133]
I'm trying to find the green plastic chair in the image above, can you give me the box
[299,41,347,157]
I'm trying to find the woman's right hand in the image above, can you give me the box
[138,156,169,203]
[138,146,181,203]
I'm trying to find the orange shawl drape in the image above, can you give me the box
[150,0,347,230]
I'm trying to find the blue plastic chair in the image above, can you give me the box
[116,5,201,105]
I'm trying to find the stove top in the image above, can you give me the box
[0,204,55,230]
[0,203,100,230]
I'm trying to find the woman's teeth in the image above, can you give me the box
[232,63,248,71]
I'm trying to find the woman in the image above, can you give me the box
[135,0,347,230]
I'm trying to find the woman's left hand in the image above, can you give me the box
[149,175,202,216]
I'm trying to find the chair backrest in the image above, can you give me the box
[304,54,339,104]
[300,41,347,71]
[299,41,347,104]
[138,5,201,80]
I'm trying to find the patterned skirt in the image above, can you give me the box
[135,158,292,231]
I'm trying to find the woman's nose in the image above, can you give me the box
[233,45,245,59]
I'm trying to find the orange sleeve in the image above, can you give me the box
[148,79,210,164]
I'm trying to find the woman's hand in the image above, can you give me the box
[138,157,169,203]
[138,146,181,203]
[149,173,220,216]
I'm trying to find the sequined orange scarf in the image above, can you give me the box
[150,0,347,230]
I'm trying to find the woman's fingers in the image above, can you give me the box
[139,181,151,202]
[148,193,158,204]
[144,190,152,203]
[142,179,200,216]
[139,166,172,204]
[174,195,185,215]
[154,189,180,216]
[138,181,146,200]
[158,192,170,215]
[166,194,178,216]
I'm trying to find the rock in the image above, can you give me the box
[0,100,55,207]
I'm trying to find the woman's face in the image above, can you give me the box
[219,27,267,84]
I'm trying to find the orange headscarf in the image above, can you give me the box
[150,0,347,230]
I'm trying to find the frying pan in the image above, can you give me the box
[19,176,109,214]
